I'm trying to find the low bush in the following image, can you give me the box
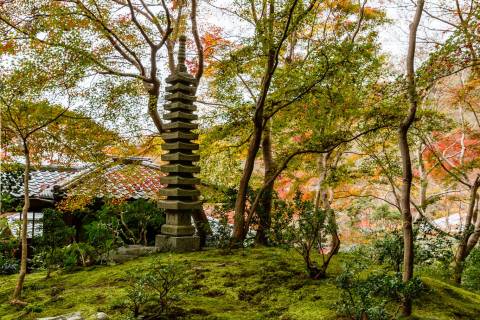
[462,247,480,291]
[94,199,165,246]
[206,209,232,252]
[415,221,454,267]
[0,253,19,274]
[371,221,454,273]
[335,260,424,320]
[372,229,403,272]
[84,220,122,264]
[33,209,75,276]
[123,257,190,318]
[269,192,337,279]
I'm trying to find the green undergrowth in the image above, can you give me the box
[0,247,479,319]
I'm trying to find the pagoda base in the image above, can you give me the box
[155,234,200,252]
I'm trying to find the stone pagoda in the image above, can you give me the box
[156,35,201,252]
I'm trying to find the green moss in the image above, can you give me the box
[1,248,479,319]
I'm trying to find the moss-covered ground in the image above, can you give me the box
[0,247,479,319]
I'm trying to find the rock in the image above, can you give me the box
[96,312,108,320]
[37,311,83,320]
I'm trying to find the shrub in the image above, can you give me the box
[414,222,454,267]
[462,247,480,291]
[335,260,424,320]
[34,209,76,276]
[206,208,232,252]
[270,192,337,279]
[0,253,19,274]
[371,221,454,273]
[123,257,189,317]
[0,234,18,258]
[84,220,122,264]
[125,269,150,317]
[61,242,96,270]
[95,199,165,246]
[372,229,403,272]
[268,199,294,247]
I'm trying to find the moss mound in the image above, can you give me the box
[0,248,479,319]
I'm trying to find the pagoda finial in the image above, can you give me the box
[176,35,187,73]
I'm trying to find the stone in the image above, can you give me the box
[163,111,198,121]
[161,224,196,236]
[158,200,202,210]
[164,101,197,112]
[163,121,198,130]
[159,188,200,197]
[160,164,200,173]
[161,131,199,140]
[162,142,200,150]
[161,152,200,162]
[111,245,157,263]
[159,176,200,185]
[156,234,200,252]
[165,92,196,102]
[37,311,83,320]
[166,82,196,93]
[95,312,108,320]
[165,73,196,84]
[156,34,201,252]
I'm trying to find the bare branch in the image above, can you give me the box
[191,0,204,83]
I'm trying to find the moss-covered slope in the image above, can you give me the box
[1,248,479,319]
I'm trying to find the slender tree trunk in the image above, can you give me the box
[453,177,480,284]
[417,144,428,212]
[147,91,163,134]
[256,120,274,245]
[166,39,175,73]
[231,127,263,246]
[473,194,479,225]
[314,153,340,255]
[192,206,212,248]
[466,209,480,252]
[231,0,299,246]
[11,141,30,303]
[398,124,415,315]
[313,155,324,211]
[327,207,340,255]
[231,47,276,246]
[399,0,424,316]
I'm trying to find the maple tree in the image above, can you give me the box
[0,56,117,302]
[1,0,480,316]
[202,0,389,246]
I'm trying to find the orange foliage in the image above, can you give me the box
[424,130,480,179]
[0,40,17,54]
[189,26,230,77]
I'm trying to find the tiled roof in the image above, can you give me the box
[1,168,89,199]
[1,158,164,201]
[68,162,164,199]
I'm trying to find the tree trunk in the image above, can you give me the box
[11,142,30,303]
[328,208,341,255]
[147,91,163,134]
[472,194,479,225]
[231,0,298,246]
[192,206,212,248]
[314,153,340,255]
[256,120,274,245]
[231,46,276,246]
[231,127,263,246]
[313,155,324,211]
[399,0,424,316]
[453,177,480,284]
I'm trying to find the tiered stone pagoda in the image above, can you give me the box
[156,35,201,251]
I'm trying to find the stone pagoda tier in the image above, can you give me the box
[155,35,201,252]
